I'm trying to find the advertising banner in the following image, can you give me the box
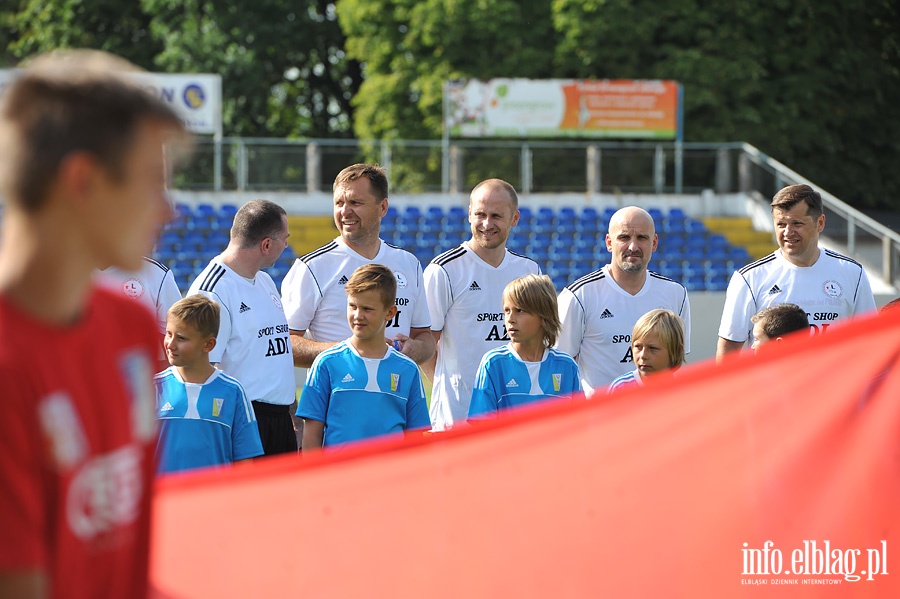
[446,78,681,140]
[0,70,222,137]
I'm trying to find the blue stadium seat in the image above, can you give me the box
[648,208,665,223]
[582,207,599,220]
[217,204,238,219]
[668,207,686,221]
[682,274,706,291]
[682,260,706,276]
[448,206,466,219]
[663,218,687,234]
[685,218,707,233]
[705,275,730,291]
[403,206,422,218]
[552,275,569,291]
[385,206,400,221]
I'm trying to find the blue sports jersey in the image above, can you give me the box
[468,345,581,419]
[297,341,429,447]
[154,367,264,474]
[607,369,642,393]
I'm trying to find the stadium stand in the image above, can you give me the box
[151,204,764,294]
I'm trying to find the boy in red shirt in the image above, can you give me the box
[0,50,186,598]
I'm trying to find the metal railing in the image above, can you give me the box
[172,137,899,289]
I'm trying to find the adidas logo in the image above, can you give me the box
[768,285,782,296]
[338,275,349,285]
[506,378,519,388]
[160,402,174,412]
[599,308,614,319]
[469,280,481,291]
[341,373,355,383]
[239,302,251,313]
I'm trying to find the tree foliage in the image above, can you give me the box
[2,0,359,138]
[340,0,900,208]
[1,0,898,206]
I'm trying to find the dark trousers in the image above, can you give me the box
[251,401,298,455]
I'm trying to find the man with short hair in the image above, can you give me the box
[281,163,434,367]
[188,199,297,455]
[0,50,186,598]
[556,206,691,395]
[423,179,541,431]
[717,184,876,360]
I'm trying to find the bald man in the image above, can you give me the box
[556,206,691,395]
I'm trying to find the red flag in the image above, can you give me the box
[152,310,900,597]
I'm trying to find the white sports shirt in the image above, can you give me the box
[556,264,691,395]
[718,247,876,345]
[280,237,430,342]
[188,260,296,406]
[424,242,541,431]
[98,257,182,334]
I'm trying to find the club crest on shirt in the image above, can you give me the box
[394,271,408,289]
[121,277,145,300]
[552,373,562,392]
[823,280,843,299]
[212,397,224,417]
[269,293,283,309]
[390,373,400,391]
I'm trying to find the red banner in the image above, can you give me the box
[152,310,900,597]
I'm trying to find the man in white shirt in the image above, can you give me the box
[189,200,297,455]
[423,179,541,431]
[280,164,434,367]
[717,184,876,360]
[556,206,691,395]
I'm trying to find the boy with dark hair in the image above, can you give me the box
[750,303,810,351]
[297,263,430,450]
[155,295,264,474]
[0,49,186,598]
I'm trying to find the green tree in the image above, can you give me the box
[553,0,900,208]
[1,0,161,69]
[141,0,360,138]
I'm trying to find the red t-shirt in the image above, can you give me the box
[0,287,159,598]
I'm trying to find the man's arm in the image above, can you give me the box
[716,337,745,362]
[389,327,436,365]
[301,419,325,452]
[290,330,338,368]
[0,570,46,598]
[420,330,441,383]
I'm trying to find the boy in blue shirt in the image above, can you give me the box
[298,264,430,450]
[155,295,264,473]
[607,308,686,393]
[469,274,581,420]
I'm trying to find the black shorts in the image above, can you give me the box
[251,401,298,456]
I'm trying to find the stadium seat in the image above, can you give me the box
[682,274,706,291]
[403,206,422,218]
[648,208,664,223]
[217,204,238,219]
